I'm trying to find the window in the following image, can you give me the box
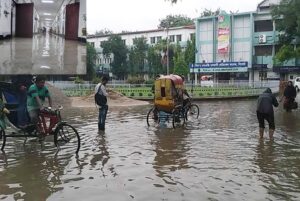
[157,36,162,42]
[90,42,95,47]
[176,35,182,42]
[255,45,272,56]
[169,35,175,42]
[122,39,126,45]
[254,20,273,32]
[150,37,156,44]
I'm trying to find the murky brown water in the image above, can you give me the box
[1,98,300,201]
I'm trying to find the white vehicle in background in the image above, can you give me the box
[294,77,300,92]
[200,75,214,87]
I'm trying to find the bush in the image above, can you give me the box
[144,79,154,85]
[74,76,84,84]
[91,77,101,84]
[127,76,145,84]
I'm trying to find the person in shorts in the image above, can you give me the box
[256,88,278,139]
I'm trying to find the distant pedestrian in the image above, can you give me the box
[256,88,279,139]
[95,76,109,132]
[281,81,297,112]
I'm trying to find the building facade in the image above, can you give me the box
[194,0,299,83]
[87,26,195,78]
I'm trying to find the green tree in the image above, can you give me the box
[272,0,300,62]
[200,8,221,17]
[95,28,113,36]
[86,43,97,80]
[174,52,188,76]
[185,35,196,66]
[147,46,164,77]
[101,35,128,79]
[128,37,149,75]
[159,15,194,28]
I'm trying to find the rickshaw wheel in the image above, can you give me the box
[185,104,199,121]
[172,108,185,128]
[147,107,159,127]
[0,126,6,151]
[54,123,80,154]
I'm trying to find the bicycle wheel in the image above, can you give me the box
[172,109,185,128]
[146,107,160,127]
[185,104,199,121]
[54,123,80,154]
[0,126,6,151]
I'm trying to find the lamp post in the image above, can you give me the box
[166,27,169,75]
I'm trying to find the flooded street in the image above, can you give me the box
[1,98,300,201]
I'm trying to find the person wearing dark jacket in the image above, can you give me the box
[281,81,297,111]
[257,88,279,139]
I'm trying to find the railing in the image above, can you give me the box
[48,80,280,99]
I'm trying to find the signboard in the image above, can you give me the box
[190,62,248,73]
[217,12,230,54]
[273,66,300,73]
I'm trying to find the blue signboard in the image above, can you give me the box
[190,62,248,73]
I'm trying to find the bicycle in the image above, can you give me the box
[0,106,80,154]
[183,98,199,121]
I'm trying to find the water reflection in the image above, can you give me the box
[153,128,190,186]
[255,139,300,200]
[0,34,86,74]
[0,149,69,200]
[89,133,114,177]
[1,101,300,200]
[256,139,276,174]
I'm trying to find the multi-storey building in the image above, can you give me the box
[87,25,195,77]
[194,0,299,83]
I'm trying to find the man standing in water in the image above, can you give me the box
[256,88,279,139]
[95,76,109,132]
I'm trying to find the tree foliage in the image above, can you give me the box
[94,28,113,36]
[184,34,196,65]
[128,37,149,75]
[101,35,128,79]
[173,43,189,76]
[86,43,97,80]
[147,46,163,76]
[272,0,300,62]
[159,15,194,28]
[200,8,221,17]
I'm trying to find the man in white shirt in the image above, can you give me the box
[95,76,109,131]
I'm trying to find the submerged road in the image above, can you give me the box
[0,97,300,200]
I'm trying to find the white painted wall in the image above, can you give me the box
[88,27,195,48]
[87,26,195,69]
[0,0,12,36]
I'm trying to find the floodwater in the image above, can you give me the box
[1,97,300,201]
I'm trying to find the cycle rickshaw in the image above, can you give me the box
[0,82,80,154]
[146,74,199,128]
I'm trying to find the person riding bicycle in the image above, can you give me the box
[27,76,52,135]
[281,81,297,111]
[180,75,191,108]
[0,98,10,130]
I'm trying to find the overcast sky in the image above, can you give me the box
[87,0,263,34]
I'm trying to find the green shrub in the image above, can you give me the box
[74,76,84,84]
[91,77,101,84]
[127,76,145,84]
